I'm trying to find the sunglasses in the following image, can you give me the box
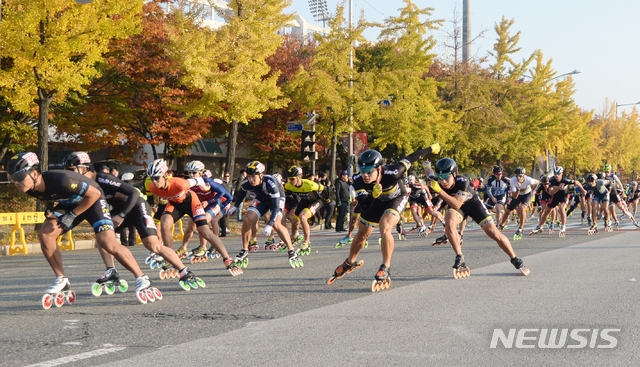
[436,172,452,180]
[516,174,524,178]
[188,171,199,175]
[151,176,163,182]
[10,171,29,182]
[495,172,502,175]
[359,166,377,174]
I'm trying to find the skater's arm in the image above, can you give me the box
[434,189,466,210]
[404,143,440,164]
[72,185,102,216]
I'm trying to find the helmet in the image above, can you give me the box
[147,159,168,178]
[631,181,638,186]
[492,165,502,174]
[603,163,612,172]
[186,160,205,172]
[578,177,585,184]
[514,166,525,175]
[358,150,383,173]
[272,173,282,183]
[596,173,604,179]
[203,170,212,178]
[540,175,549,183]
[62,151,91,169]
[121,172,134,182]
[246,161,265,175]
[554,166,564,175]
[8,152,39,181]
[407,175,416,184]
[434,158,457,178]
[287,165,303,178]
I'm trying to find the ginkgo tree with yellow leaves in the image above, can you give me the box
[0,0,144,170]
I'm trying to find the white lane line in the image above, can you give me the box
[23,346,126,367]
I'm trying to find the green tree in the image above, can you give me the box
[0,0,144,170]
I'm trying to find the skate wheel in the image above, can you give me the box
[179,280,191,291]
[150,260,156,269]
[105,283,116,295]
[145,256,152,264]
[188,279,199,290]
[204,256,208,262]
[55,293,65,307]
[66,291,76,304]
[91,283,103,297]
[118,280,128,293]
[453,269,459,279]
[520,267,530,276]
[327,276,337,285]
[146,288,156,302]
[42,294,53,310]
[190,257,195,264]
[195,277,206,288]
[136,290,148,304]
[243,258,249,267]
[159,269,166,280]
[153,288,163,300]
[371,280,381,292]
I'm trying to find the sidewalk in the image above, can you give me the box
[102,231,640,366]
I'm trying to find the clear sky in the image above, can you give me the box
[288,0,640,117]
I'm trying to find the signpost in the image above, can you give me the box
[288,113,319,175]
[287,124,304,132]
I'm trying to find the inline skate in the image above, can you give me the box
[42,277,76,310]
[452,254,470,279]
[371,264,391,292]
[91,268,128,296]
[178,268,206,291]
[289,250,304,268]
[134,275,163,305]
[510,257,530,276]
[327,258,364,284]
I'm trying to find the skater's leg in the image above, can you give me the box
[517,203,527,229]
[444,210,462,255]
[197,225,230,258]
[142,235,186,271]
[348,221,374,263]
[482,220,517,258]
[378,212,399,267]
[180,219,197,251]
[97,247,116,269]
[273,217,294,250]
[241,211,258,250]
[39,219,65,277]
[298,210,312,243]
[558,202,568,226]
[160,214,175,250]
[210,212,222,239]
[95,230,143,277]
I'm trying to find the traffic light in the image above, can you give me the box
[301,130,317,161]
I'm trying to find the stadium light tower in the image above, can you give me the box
[308,0,329,27]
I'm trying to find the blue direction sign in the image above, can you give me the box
[287,123,304,132]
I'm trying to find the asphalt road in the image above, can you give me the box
[0,215,636,366]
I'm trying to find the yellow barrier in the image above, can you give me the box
[136,218,184,245]
[1,212,74,255]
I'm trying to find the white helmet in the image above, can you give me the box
[147,159,168,178]
[121,172,134,182]
[203,169,212,178]
[407,175,416,184]
[187,160,205,173]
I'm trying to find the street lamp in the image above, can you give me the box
[551,69,581,81]
[615,101,640,120]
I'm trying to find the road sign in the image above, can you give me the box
[287,124,303,132]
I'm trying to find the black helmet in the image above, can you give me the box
[434,158,457,177]
[62,151,91,169]
[287,165,302,178]
[514,166,526,175]
[246,161,265,175]
[540,174,549,183]
[8,152,39,181]
[587,173,597,182]
[358,150,383,173]
[492,165,502,174]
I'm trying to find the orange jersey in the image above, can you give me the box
[149,177,191,203]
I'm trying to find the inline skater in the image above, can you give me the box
[603,164,639,229]
[425,157,530,278]
[406,175,432,236]
[146,159,242,276]
[229,161,303,268]
[485,166,511,230]
[585,173,611,234]
[327,144,440,292]
[8,152,160,307]
[284,165,326,256]
[530,166,586,237]
[62,152,204,292]
[178,161,233,260]
[627,181,640,217]
[497,167,538,240]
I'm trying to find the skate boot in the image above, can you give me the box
[234,249,249,268]
[418,225,429,237]
[178,268,206,291]
[144,250,155,264]
[297,241,311,256]
[559,225,566,238]
[604,221,613,232]
[510,257,530,276]
[288,250,304,268]
[431,234,448,246]
[408,226,419,233]
[335,235,353,248]
[175,247,188,259]
[264,236,277,251]
[42,277,76,310]
[371,264,391,292]
[452,254,470,279]
[615,221,620,230]
[283,234,303,251]
[513,228,523,241]
[634,220,640,228]
[91,268,128,296]
[134,275,162,304]
[396,223,406,240]
[225,257,244,276]
[548,222,555,234]
[498,224,507,231]
[207,245,221,259]
[190,246,208,264]
[529,225,543,236]
[249,238,259,252]
[587,223,599,235]
[587,217,592,226]
[327,258,364,284]
[159,261,179,280]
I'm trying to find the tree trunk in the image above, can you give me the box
[0,133,11,163]
[36,88,55,230]
[226,120,238,179]
[330,119,337,182]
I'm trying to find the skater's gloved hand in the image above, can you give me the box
[372,183,382,198]
[227,206,238,217]
[262,225,272,237]
[428,143,440,155]
[58,211,77,232]
[422,160,431,168]
[429,180,442,193]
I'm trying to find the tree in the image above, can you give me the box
[54,1,215,165]
[0,0,144,170]
[167,0,293,178]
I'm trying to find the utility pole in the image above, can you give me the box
[348,0,354,176]
[462,0,471,63]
